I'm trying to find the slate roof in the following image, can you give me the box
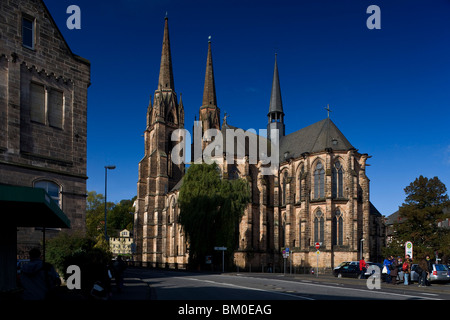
[279,118,354,161]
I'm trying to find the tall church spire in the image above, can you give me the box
[158,17,175,91]
[199,38,220,131]
[202,38,217,108]
[267,54,285,138]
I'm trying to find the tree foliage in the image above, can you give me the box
[392,176,450,260]
[178,163,251,268]
[86,191,135,240]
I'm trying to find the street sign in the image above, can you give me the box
[316,250,320,255]
[405,241,413,259]
[315,242,321,250]
[214,247,227,272]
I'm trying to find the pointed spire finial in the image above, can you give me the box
[158,15,175,91]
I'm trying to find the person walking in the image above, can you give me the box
[383,256,392,283]
[390,256,399,285]
[425,255,433,286]
[418,257,428,287]
[403,256,412,285]
[19,248,60,300]
[359,257,367,279]
[113,255,127,293]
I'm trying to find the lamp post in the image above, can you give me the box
[360,238,365,260]
[104,165,116,242]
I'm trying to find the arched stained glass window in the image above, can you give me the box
[314,210,324,244]
[282,170,288,206]
[332,161,344,198]
[332,209,344,245]
[314,161,325,199]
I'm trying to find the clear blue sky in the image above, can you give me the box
[44,0,450,216]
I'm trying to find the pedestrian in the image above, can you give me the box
[19,248,60,300]
[425,255,433,286]
[390,256,399,285]
[383,256,392,283]
[418,257,428,287]
[113,255,127,292]
[403,256,412,285]
[359,256,367,279]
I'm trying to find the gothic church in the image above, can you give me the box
[134,17,385,270]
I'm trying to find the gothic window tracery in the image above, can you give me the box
[314,209,324,244]
[314,161,325,199]
[332,160,344,198]
[332,209,344,246]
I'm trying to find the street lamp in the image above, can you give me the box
[360,238,365,260]
[104,165,116,242]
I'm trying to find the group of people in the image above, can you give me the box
[379,254,433,287]
[358,254,434,287]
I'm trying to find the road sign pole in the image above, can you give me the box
[222,250,224,273]
[316,252,319,277]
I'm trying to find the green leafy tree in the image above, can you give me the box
[108,196,136,232]
[86,191,112,239]
[45,231,95,274]
[178,163,251,269]
[393,176,450,259]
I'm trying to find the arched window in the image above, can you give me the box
[34,180,61,207]
[281,170,288,206]
[314,210,324,244]
[332,161,344,198]
[332,209,344,245]
[314,161,325,199]
[298,165,304,202]
[167,112,175,123]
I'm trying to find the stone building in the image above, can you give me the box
[0,0,90,257]
[110,229,134,257]
[134,17,384,271]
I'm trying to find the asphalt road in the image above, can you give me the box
[121,267,450,301]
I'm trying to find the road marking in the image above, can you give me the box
[183,277,315,300]
[230,275,443,300]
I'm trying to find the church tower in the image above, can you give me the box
[267,54,285,140]
[199,39,220,133]
[136,17,184,264]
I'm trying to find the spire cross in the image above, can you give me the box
[325,104,332,118]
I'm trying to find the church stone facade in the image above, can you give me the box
[134,18,384,271]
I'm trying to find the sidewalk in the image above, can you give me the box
[54,269,151,300]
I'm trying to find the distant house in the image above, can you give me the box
[110,229,134,257]
[385,207,450,244]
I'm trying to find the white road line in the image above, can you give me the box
[183,277,315,300]
[227,275,443,300]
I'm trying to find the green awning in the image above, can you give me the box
[0,184,70,228]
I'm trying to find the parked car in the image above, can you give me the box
[333,263,360,278]
[410,264,450,283]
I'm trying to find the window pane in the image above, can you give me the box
[22,18,34,48]
[30,83,45,123]
[48,89,63,128]
[35,180,60,207]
